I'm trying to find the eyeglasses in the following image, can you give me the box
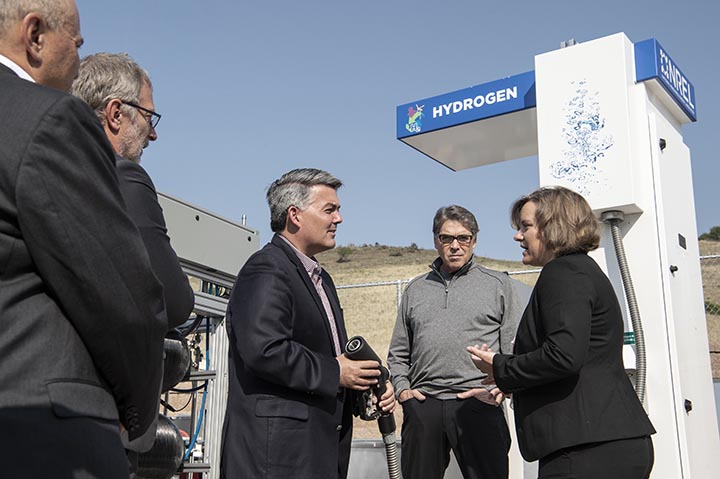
[122,101,161,129]
[437,234,474,246]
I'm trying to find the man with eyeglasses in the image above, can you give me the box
[71,53,194,476]
[388,205,530,479]
[72,53,161,163]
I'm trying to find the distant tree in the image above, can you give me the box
[336,246,355,263]
[699,226,720,241]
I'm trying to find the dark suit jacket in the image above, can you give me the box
[116,156,194,330]
[0,64,168,476]
[220,234,354,479]
[493,253,655,461]
[116,156,195,454]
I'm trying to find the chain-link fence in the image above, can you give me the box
[338,258,719,352]
[337,270,540,365]
[704,255,720,316]
[702,255,720,383]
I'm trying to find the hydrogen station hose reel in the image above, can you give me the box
[345,336,401,479]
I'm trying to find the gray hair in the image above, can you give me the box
[70,53,151,124]
[432,205,479,235]
[0,0,70,35]
[267,168,342,232]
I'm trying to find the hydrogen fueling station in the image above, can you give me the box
[396,32,720,478]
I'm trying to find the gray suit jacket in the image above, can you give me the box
[0,64,168,477]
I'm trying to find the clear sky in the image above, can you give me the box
[75,0,719,261]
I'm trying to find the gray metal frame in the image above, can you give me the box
[157,193,260,479]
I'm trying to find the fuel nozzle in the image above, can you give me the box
[345,336,391,420]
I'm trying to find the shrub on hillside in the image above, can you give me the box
[699,226,720,241]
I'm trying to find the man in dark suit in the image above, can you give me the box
[0,1,168,478]
[71,52,196,472]
[220,168,396,479]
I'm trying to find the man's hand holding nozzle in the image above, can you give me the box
[336,354,381,390]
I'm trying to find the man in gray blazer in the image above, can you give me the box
[0,2,167,477]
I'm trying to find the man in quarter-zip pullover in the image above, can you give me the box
[387,205,530,479]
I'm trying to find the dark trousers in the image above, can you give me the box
[400,396,511,479]
[1,407,129,478]
[538,435,654,479]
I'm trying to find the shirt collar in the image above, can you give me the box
[278,234,322,277]
[431,257,474,279]
[0,54,35,83]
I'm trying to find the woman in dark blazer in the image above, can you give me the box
[468,186,655,479]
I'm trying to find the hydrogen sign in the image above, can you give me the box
[396,71,536,139]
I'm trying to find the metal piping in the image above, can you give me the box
[601,210,647,404]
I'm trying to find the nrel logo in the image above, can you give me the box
[657,46,695,112]
[635,39,696,122]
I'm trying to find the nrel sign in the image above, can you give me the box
[635,38,696,122]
